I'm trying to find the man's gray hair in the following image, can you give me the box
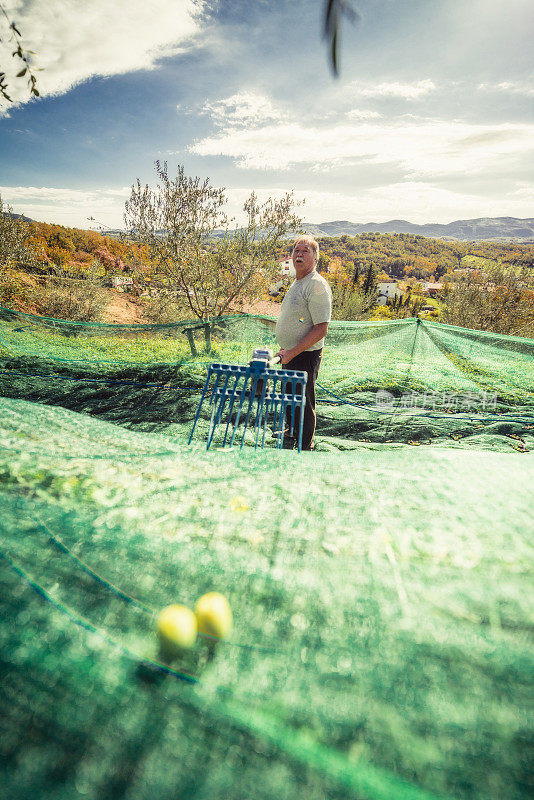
[293,235,320,263]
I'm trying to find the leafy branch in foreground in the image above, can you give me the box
[0,3,40,103]
[124,162,302,321]
[0,0,354,107]
[323,0,360,75]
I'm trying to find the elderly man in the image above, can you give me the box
[275,235,332,451]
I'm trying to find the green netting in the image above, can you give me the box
[1,306,533,448]
[1,306,533,800]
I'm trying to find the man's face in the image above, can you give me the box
[292,241,316,276]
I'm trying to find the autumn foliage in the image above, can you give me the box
[313,231,534,283]
[2,198,534,333]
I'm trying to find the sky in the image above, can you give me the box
[0,0,533,230]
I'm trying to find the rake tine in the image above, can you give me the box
[287,392,295,441]
[296,379,306,452]
[271,379,285,449]
[206,399,220,450]
[210,368,233,433]
[209,368,224,408]
[231,370,253,445]
[259,404,268,448]
[222,369,243,446]
[279,374,292,447]
[206,369,227,449]
[261,376,277,449]
[188,364,215,444]
[254,375,270,449]
[239,372,261,448]
[276,399,287,448]
[211,369,230,410]
[229,370,253,448]
[293,377,304,437]
[296,395,305,453]
[277,379,289,448]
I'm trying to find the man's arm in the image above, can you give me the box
[276,322,328,365]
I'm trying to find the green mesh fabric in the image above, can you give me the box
[0,306,533,800]
[0,307,532,448]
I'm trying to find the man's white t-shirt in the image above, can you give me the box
[275,270,332,352]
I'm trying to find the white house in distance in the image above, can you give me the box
[269,258,296,296]
[420,281,443,297]
[111,275,134,291]
[279,258,296,278]
[377,281,402,306]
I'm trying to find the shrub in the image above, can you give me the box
[441,267,534,335]
[0,268,31,307]
[369,305,393,321]
[140,295,193,324]
[27,281,107,322]
[0,195,46,273]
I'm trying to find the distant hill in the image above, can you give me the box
[102,229,124,239]
[2,211,35,224]
[6,214,534,242]
[302,217,534,241]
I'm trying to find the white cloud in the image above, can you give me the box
[295,182,534,224]
[346,109,382,120]
[189,117,534,178]
[0,185,130,227]
[478,80,534,97]
[0,0,203,109]
[347,79,437,100]
[1,186,130,202]
[4,178,534,230]
[223,182,534,226]
[200,91,283,128]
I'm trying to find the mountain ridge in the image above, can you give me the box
[301,216,534,241]
[4,212,534,241]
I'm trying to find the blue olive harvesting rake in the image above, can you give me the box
[188,348,308,452]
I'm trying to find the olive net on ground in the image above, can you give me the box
[0,306,533,450]
[0,306,533,800]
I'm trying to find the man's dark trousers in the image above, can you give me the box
[284,349,323,451]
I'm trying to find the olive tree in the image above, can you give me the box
[0,193,42,270]
[124,162,302,320]
[441,267,534,336]
[0,193,46,306]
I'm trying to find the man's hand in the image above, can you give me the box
[276,323,328,366]
[275,348,294,365]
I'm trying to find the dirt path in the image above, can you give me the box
[104,291,147,324]
[239,299,281,317]
[102,292,281,324]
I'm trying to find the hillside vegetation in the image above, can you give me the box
[312,231,534,281]
[283,232,534,334]
[1,207,534,335]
